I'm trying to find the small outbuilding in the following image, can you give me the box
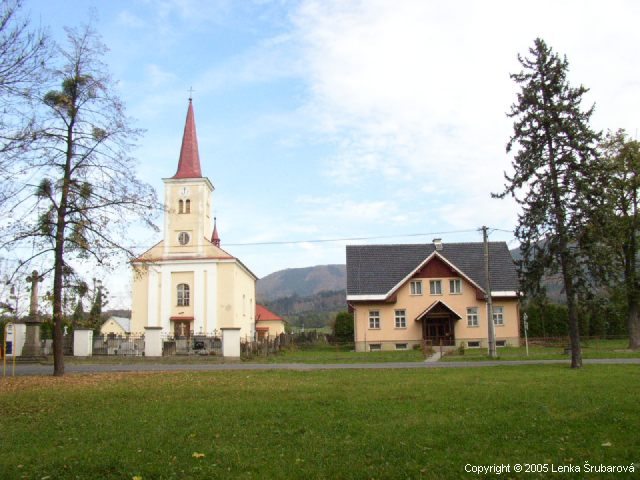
[100,316,131,336]
[255,304,287,340]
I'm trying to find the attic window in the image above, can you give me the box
[449,279,462,294]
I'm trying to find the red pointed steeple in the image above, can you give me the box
[211,217,220,247]
[173,99,202,179]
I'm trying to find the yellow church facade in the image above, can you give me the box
[130,99,257,339]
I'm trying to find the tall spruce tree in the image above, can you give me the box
[494,38,601,368]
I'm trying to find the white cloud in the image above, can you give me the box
[287,0,640,234]
[145,64,178,87]
[117,10,146,28]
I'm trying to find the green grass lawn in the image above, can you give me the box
[1,365,638,479]
[53,344,426,365]
[250,343,426,363]
[443,338,640,362]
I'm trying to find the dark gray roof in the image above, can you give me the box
[346,242,519,296]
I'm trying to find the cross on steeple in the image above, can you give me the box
[188,86,195,101]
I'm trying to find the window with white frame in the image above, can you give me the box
[394,309,406,328]
[369,343,382,351]
[429,280,442,295]
[177,283,190,307]
[410,280,423,295]
[467,307,478,327]
[449,278,462,294]
[369,310,380,329]
[493,306,504,326]
[395,343,408,350]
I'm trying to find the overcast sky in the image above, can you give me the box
[13,0,640,308]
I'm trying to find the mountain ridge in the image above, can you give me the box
[256,264,346,302]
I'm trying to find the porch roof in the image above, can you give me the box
[415,300,462,321]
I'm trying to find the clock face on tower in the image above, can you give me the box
[178,232,190,245]
[180,186,190,197]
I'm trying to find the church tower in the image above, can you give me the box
[162,99,215,257]
[130,99,257,341]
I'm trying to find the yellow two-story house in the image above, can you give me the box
[346,239,520,351]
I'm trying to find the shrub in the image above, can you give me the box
[332,311,354,342]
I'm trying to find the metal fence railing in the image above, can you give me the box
[93,334,145,356]
[161,331,223,356]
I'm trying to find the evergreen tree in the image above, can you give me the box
[72,296,84,326]
[332,311,354,342]
[590,130,640,348]
[494,38,601,368]
[87,279,108,332]
[71,280,88,327]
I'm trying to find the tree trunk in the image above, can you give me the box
[625,208,640,349]
[52,111,76,376]
[52,240,65,376]
[564,279,583,368]
[628,295,640,349]
[560,247,582,368]
[52,168,70,376]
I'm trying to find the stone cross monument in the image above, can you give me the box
[21,270,44,358]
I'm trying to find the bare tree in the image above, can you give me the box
[0,0,49,204]
[1,24,158,376]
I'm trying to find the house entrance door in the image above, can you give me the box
[423,317,455,346]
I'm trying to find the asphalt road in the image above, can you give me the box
[4,357,639,377]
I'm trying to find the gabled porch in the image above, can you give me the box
[416,300,461,347]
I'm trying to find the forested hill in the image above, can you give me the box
[256,264,346,301]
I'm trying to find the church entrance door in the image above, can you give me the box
[174,320,191,338]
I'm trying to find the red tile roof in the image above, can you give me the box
[173,99,202,179]
[255,304,283,322]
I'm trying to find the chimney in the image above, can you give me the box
[433,238,443,251]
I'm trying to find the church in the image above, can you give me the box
[130,99,257,339]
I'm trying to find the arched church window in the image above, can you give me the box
[185,199,191,213]
[178,199,184,214]
[177,283,190,306]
